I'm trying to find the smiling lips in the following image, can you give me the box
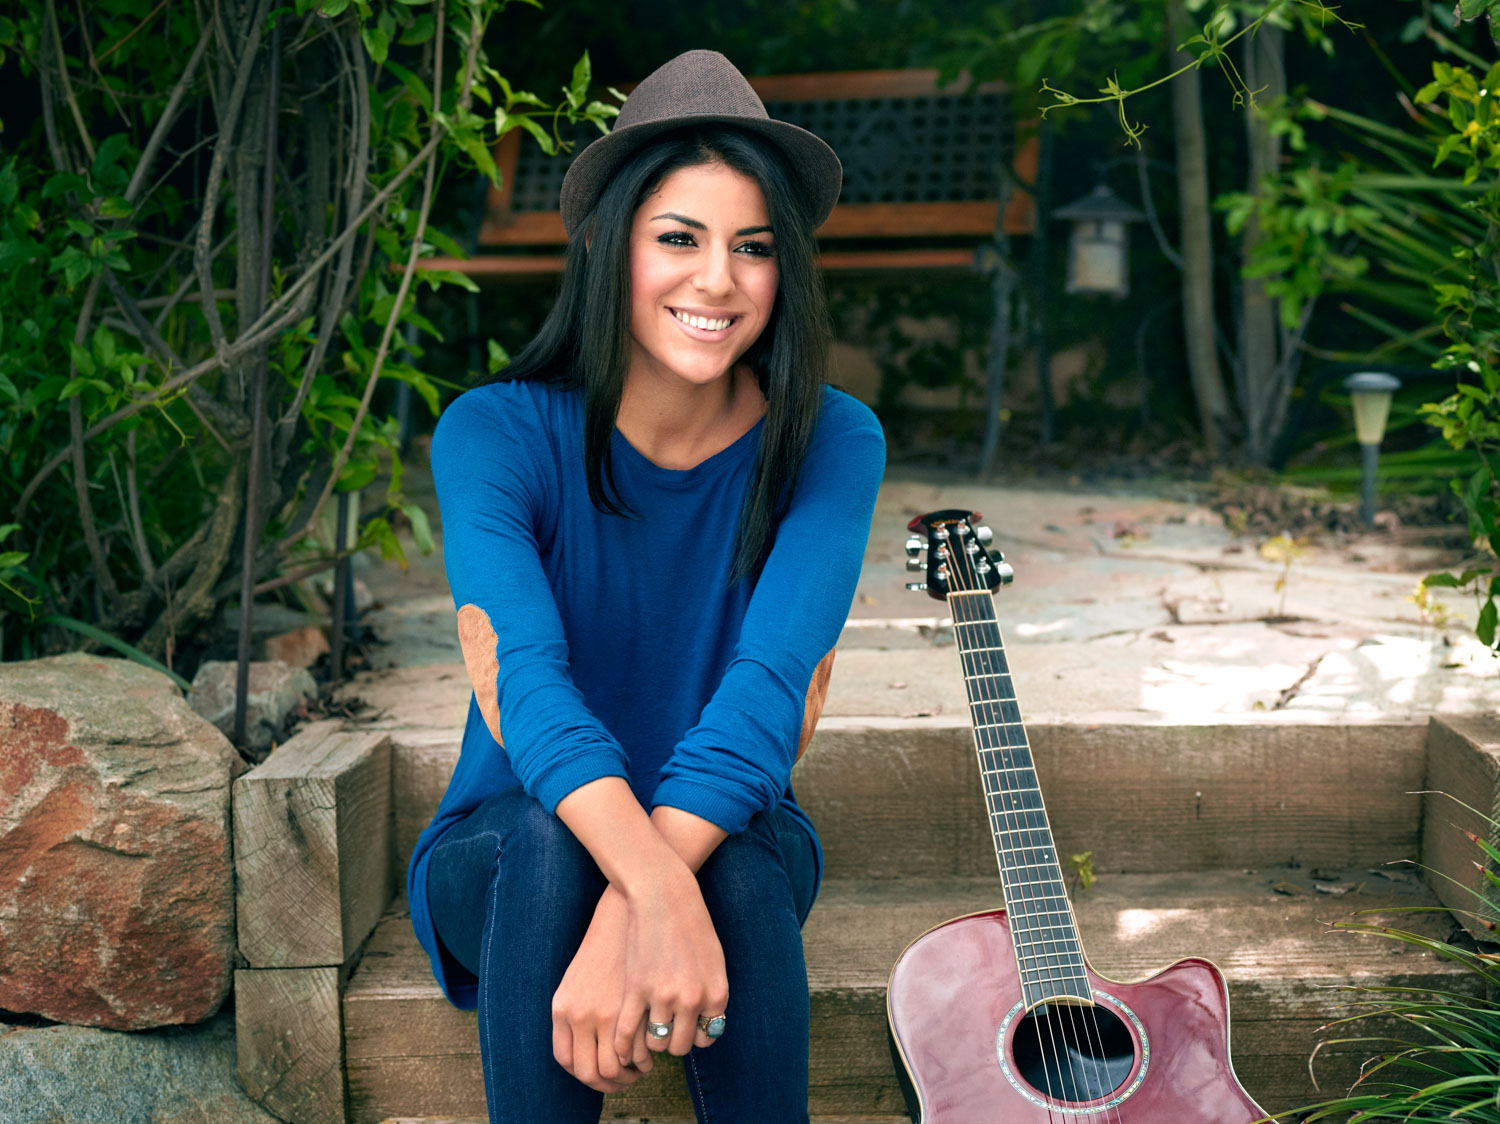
[670,307,738,334]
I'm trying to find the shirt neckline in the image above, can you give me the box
[610,414,765,488]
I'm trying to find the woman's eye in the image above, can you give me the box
[657,231,695,246]
[737,240,774,257]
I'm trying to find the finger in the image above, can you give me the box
[572,1024,604,1089]
[668,1003,697,1057]
[595,1028,624,1084]
[552,1011,574,1072]
[645,1005,673,1054]
[693,1024,715,1050]
[631,1021,654,1072]
[613,1001,643,1064]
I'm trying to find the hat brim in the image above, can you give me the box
[559,114,842,237]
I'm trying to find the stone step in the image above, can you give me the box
[376,1118,905,1123]
[349,659,1427,884]
[345,869,1468,1122]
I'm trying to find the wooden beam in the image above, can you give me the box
[234,720,394,967]
[1423,715,1500,939]
[413,247,983,282]
[476,199,1033,249]
[237,964,348,1124]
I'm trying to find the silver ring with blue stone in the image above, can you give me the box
[696,1013,727,1039]
[646,1020,672,1040]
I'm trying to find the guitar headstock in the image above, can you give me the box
[905,509,1013,601]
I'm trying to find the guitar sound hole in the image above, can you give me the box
[1010,1002,1136,1103]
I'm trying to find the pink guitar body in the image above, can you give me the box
[888,910,1269,1122]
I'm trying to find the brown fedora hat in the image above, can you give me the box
[558,49,842,237]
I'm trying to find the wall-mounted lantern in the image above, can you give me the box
[1343,370,1401,527]
[1052,184,1146,299]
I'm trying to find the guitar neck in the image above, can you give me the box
[949,589,1090,1006]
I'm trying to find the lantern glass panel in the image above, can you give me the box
[1073,236,1126,294]
[1101,219,1125,243]
[1351,391,1393,446]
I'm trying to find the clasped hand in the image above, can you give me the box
[551,872,727,1093]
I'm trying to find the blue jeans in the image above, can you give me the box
[425,787,819,1124]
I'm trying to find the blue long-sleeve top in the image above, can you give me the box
[405,376,885,1009]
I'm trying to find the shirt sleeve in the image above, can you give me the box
[651,394,886,831]
[431,387,631,812]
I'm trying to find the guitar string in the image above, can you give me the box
[953,574,1121,1122]
[951,525,1125,1122]
[953,529,1127,1124]
[951,587,1079,1116]
[954,582,1124,1124]
[945,537,1076,1116]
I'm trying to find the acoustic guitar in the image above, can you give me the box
[886,509,1273,1122]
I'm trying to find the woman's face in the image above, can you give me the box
[626,161,779,394]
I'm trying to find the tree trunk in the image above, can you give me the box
[1241,21,1288,465]
[1167,0,1234,458]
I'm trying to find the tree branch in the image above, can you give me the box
[45,0,96,164]
[124,20,213,205]
[17,288,313,518]
[193,0,271,364]
[289,2,471,548]
[67,274,117,599]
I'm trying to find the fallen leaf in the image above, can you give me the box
[1271,881,1305,896]
[889,681,908,690]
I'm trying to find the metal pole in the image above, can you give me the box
[1360,442,1379,526]
[233,22,280,748]
[330,490,349,681]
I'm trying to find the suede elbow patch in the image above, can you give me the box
[456,604,504,746]
[797,648,836,762]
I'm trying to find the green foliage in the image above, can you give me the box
[0,0,616,667]
[1289,798,1500,1120]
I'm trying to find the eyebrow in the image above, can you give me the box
[650,212,774,237]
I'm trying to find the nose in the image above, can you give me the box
[691,244,734,299]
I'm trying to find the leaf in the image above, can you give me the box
[39,615,192,692]
[339,457,378,492]
[1481,599,1499,649]
[422,267,480,293]
[487,338,510,374]
[1459,0,1490,19]
[568,51,591,110]
[67,340,96,376]
[401,502,434,552]
[91,133,129,178]
[361,24,389,65]
[398,12,434,44]
[318,0,351,15]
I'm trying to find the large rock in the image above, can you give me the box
[0,1006,280,1124]
[0,653,239,1030]
[188,659,316,752]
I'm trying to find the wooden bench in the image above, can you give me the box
[418,69,1039,280]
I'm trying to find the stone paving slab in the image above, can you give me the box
[349,466,1500,718]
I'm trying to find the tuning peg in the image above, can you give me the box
[905,582,927,592]
[905,557,924,572]
[995,561,1014,585]
[989,549,1004,564]
[975,525,993,544]
[904,536,923,557]
[934,526,950,541]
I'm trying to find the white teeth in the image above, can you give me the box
[674,310,732,332]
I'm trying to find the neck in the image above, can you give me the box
[616,363,764,470]
[949,588,1091,1008]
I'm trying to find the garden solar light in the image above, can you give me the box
[1052,183,1146,299]
[1343,370,1400,527]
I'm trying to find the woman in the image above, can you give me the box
[406,49,886,1124]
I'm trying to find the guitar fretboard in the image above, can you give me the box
[950,589,1089,1007]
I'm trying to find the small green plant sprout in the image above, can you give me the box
[1260,533,1310,616]
[1407,579,1459,639]
[1067,851,1097,896]
[1288,793,1500,1120]
[0,523,38,619]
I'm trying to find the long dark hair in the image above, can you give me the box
[485,124,830,582]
